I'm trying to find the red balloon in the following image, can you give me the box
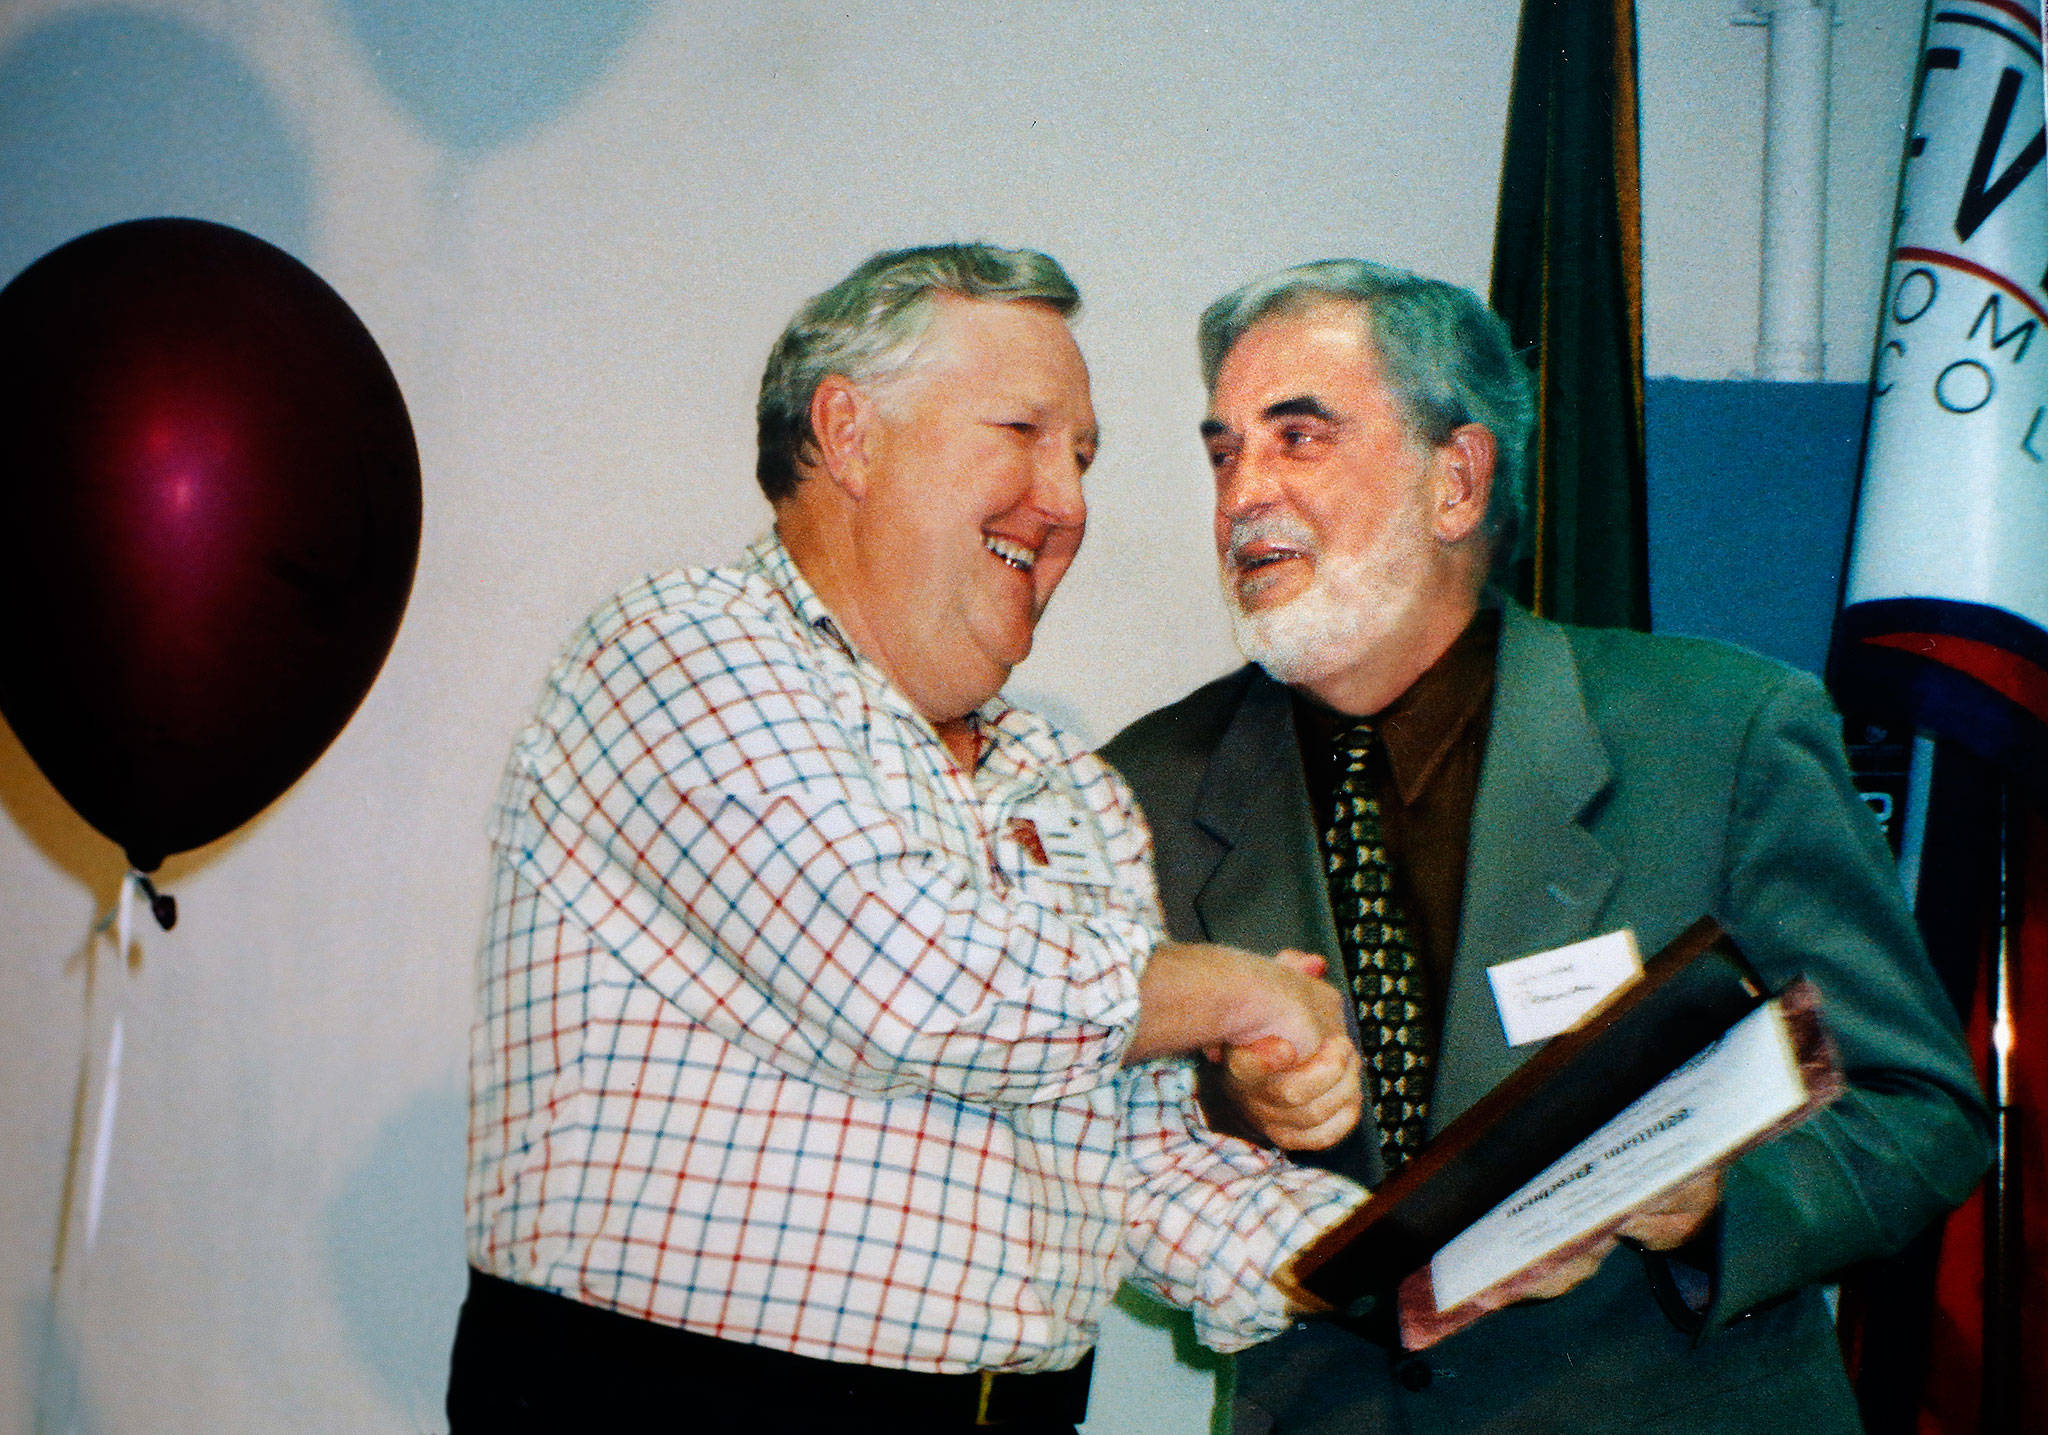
[0,218,420,872]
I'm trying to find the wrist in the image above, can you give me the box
[1127,942,1275,1063]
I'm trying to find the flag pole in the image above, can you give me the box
[1983,789,2018,1430]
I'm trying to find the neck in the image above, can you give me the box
[935,716,979,770]
[1301,584,1481,716]
[776,492,866,643]
[777,494,983,774]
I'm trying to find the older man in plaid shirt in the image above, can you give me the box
[446,245,1369,1434]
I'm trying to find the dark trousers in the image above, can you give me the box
[446,1269,1091,1435]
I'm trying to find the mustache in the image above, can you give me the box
[1223,513,1319,570]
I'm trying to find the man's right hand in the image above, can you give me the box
[1126,941,1362,1148]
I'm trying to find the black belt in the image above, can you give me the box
[448,1268,1093,1432]
[830,1351,1095,1428]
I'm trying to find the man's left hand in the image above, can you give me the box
[1220,1032,1364,1151]
[1617,1166,1724,1251]
[1514,1167,1725,1301]
[1211,948,1363,1151]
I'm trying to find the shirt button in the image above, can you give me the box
[1394,1356,1433,1391]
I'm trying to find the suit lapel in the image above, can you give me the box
[1431,604,1622,1126]
[1190,672,1343,965]
[1177,626,1618,1159]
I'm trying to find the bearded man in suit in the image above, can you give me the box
[1102,259,1990,1435]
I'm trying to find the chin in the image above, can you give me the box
[1230,576,1396,688]
[1233,604,1347,686]
[987,643,1032,683]
[976,609,1040,671]
[1227,522,1433,688]
[958,643,1023,703]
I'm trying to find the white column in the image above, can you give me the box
[1749,0,1835,380]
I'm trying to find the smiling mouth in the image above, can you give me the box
[1227,542,1310,606]
[1235,547,1301,574]
[985,534,1037,572]
[1230,537,1311,583]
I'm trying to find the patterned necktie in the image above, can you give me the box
[1323,719,1434,1172]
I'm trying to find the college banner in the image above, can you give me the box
[1833,0,2048,795]
[1832,11,2048,1431]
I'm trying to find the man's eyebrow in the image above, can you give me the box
[1200,395,1337,441]
[1263,395,1338,423]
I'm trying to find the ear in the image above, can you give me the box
[808,374,876,500]
[1431,423,1497,545]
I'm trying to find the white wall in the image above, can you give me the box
[0,3,1926,1431]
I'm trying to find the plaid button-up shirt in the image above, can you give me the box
[465,533,1363,1372]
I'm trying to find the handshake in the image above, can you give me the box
[1126,941,1366,1151]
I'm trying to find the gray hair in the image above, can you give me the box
[755,243,1081,501]
[1197,259,1535,565]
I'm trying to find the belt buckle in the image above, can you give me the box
[975,1369,998,1426]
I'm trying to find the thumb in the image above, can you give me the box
[1274,948,1328,979]
[1225,1034,1299,1080]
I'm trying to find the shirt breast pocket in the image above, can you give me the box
[999,807,1125,920]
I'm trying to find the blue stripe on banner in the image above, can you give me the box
[1837,597,2048,674]
[1832,598,2048,798]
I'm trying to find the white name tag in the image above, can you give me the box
[1487,930,1643,1047]
[1017,802,1117,888]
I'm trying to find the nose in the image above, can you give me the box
[1215,446,1280,525]
[1033,450,1087,529]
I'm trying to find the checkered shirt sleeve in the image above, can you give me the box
[465,535,1364,1371]
[1118,1059,1368,1351]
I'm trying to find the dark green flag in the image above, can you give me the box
[1489,0,1650,630]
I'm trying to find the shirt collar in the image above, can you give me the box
[1296,605,1500,805]
[1375,606,1500,804]
[747,529,844,647]
[744,529,1063,783]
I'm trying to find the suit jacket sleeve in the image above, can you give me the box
[1704,667,1992,1328]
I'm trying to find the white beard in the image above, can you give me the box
[1224,509,1433,691]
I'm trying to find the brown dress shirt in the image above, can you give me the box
[1294,606,1502,1068]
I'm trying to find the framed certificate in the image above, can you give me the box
[1288,917,1843,1346]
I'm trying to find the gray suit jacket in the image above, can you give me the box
[1103,603,1990,1435]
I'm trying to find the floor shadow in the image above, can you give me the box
[1107,1284,1229,1435]
[21,1292,109,1435]
[322,1081,469,1431]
